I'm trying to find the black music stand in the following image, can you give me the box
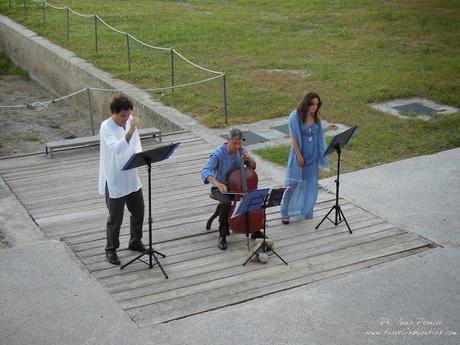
[237,188,288,266]
[120,142,180,278]
[316,126,357,233]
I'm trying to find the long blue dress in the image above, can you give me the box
[300,122,320,217]
[281,110,328,220]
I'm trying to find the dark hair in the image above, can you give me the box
[297,92,321,123]
[110,95,133,114]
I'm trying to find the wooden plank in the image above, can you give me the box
[66,199,355,254]
[5,153,208,195]
[110,222,401,302]
[93,216,388,287]
[74,202,361,261]
[126,236,433,326]
[36,177,281,239]
[10,163,279,206]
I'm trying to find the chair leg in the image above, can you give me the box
[206,204,221,230]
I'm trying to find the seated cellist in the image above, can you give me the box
[201,128,264,250]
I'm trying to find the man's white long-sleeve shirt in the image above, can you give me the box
[98,116,142,198]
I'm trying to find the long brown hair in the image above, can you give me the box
[297,92,321,123]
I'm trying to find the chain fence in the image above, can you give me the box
[0,87,184,138]
[2,0,229,124]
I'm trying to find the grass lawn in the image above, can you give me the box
[1,0,459,174]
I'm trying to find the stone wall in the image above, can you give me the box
[0,15,186,133]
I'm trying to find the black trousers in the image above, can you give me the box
[211,187,232,237]
[105,185,144,252]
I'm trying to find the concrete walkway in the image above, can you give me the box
[1,146,458,345]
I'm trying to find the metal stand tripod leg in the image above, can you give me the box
[338,205,352,234]
[243,207,288,266]
[315,146,352,234]
[120,162,168,279]
[315,204,336,229]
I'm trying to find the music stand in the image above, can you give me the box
[237,188,288,266]
[120,142,180,278]
[316,126,357,233]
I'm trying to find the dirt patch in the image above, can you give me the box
[0,76,92,156]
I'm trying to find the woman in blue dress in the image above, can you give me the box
[280,92,337,224]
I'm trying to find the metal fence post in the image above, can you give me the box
[41,1,46,29]
[86,88,95,135]
[126,33,131,71]
[170,49,175,92]
[8,0,11,12]
[66,7,70,41]
[23,0,27,18]
[223,74,228,125]
[94,15,98,54]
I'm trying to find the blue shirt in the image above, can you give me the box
[201,144,246,186]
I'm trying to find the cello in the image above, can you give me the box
[227,158,265,234]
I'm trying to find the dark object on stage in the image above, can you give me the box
[316,126,357,233]
[122,143,178,170]
[238,187,288,266]
[120,142,180,278]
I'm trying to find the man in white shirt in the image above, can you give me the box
[99,95,145,265]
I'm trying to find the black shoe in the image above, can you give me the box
[128,242,146,253]
[251,231,265,239]
[105,251,120,265]
[218,236,227,250]
[282,218,290,225]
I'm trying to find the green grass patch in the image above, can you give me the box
[1,0,460,172]
[0,54,29,78]
[254,144,291,167]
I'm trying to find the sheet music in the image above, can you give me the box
[231,199,243,219]
[266,187,288,208]
[231,188,269,218]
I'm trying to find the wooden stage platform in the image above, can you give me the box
[0,131,437,327]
